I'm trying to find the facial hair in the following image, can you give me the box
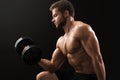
[57,14,67,29]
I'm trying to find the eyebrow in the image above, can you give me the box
[52,13,56,17]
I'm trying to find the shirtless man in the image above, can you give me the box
[36,0,106,80]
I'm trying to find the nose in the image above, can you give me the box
[51,18,55,23]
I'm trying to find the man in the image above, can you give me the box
[36,0,106,80]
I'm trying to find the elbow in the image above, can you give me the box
[48,65,60,73]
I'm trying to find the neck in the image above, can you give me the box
[63,17,74,34]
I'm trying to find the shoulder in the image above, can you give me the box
[57,36,64,42]
[56,36,64,47]
[74,21,94,37]
[76,21,92,32]
[73,21,97,42]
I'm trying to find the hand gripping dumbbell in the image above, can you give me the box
[14,36,42,65]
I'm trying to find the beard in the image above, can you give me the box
[57,15,67,29]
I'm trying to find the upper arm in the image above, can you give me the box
[51,48,65,69]
[82,31,100,57]
[51,37,65,70]
[38,37,65,72]
[79,25,101,59]
[77,25,106,80]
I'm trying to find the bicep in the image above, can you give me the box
[51,48,65,69]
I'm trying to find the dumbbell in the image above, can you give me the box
[14,36,42,65]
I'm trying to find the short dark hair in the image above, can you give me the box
[50,0,75,17]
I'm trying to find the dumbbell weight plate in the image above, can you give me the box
[22,45,42,65]
[14,36,34,55]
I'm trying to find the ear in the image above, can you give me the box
[63,10,69,18]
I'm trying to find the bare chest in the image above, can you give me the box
[59,35,80,55]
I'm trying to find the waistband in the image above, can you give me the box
[73,73,97,79]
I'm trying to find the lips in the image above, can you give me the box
[54,22,56,25]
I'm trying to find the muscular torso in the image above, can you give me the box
[58,23,95,74]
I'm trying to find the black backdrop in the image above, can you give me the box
[0,0,119,80]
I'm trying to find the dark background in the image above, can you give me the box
[0,0,119,80]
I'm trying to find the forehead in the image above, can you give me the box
[52,8,59,14]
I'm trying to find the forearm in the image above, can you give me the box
[93,60,106,80]
[38,58,58,72]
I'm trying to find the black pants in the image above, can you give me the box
[69,73,97,80]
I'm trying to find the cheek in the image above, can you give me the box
[57,16,63,22]
[55,17,60,23]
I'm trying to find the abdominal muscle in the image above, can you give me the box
[66,50,95,74]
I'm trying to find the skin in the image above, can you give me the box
[36,8,106,80]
